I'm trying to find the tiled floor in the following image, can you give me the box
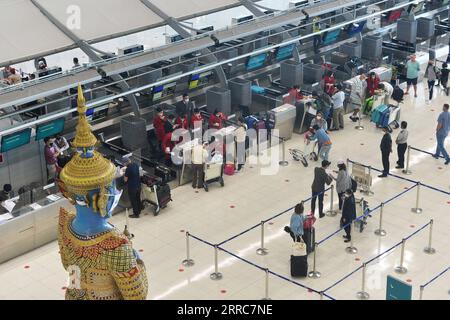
[0,81,449,300]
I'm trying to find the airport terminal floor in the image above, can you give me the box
[0,82,448,300]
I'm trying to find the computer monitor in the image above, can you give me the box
[35,118,65,141]
[1,129,32,153]
[275,44,296,61]
[246,53,268,71]
[322,29,342,45]
[188,71,213,90]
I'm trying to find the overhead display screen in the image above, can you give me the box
[246,53,268,71]
[35,118,65,141]
[1,129,32,153]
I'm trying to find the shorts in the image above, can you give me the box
[406,78,418,86]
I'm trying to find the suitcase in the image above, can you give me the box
[290,255,308,277]
[378,108,391,127]
[391,86,404,103]
[251,85,266,94]
[155,165,172,184]
[245,116,259,130]
[330,51,349,65]
[156,184,172,208]
[302,227,316,254]
[371,104,388,123]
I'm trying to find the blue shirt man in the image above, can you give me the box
[434,104,450,164]
[311,125,333,161]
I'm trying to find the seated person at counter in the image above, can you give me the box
[324,71,337,96]
[176,112,189,130]
[209,109,228,130]
[191,108,204,129]
[0,184,12,202]
[153,107,167,151]
[286,85,304,104]
[4,68,22,85]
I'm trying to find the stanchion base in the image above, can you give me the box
[374,229,387,237]
[325,210,338,217]
[402,170,412,175]
[210,272,223,280]
[279,161,289,167]
[308,271,322,279]
[256,248,269,256]
[423,247,436,255]
[261,298,272,301]
[182,259,195,267]
[356,291,370,300]
[345,246,358,254]
[394,266,408,274]
[411,208,423,214]
[355,126,364,130]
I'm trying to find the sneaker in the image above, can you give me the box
[344,238,351,243]
[378,174,388,178]
[129,214,140,219]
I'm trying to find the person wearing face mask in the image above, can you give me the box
[44,137,61,183]
[425,60,440,101]
[333,161,352,210]
[310,111,328,132]
[341,189,356,243]
[191,108,204,130]
[176,112,189,130]
[208,109,228,130]
[176,93,194,123]
[153,107,166,153]
[366,72,380,97]
[287,85,304,104]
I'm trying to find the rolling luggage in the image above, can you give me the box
[371,104,388,124]
[290,255,308,277]
[302,227,316,254]
[378,108,391,128]
[391,86,404,103]
[156,184,172,208]
[251,85,266,94]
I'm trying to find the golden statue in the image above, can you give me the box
[57,85,148,300]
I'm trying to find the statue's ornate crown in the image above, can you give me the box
[59,85,116,212]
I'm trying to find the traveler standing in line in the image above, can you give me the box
[395,121,409,169]
[405,54,421,98]
[311,160,333,218]
[311,125,332,161]
[341,189,357,243]
[333,161,352,210]
[234,117,248,173]
[379,127,392,178]
[44,137,61,183]
[191,142,209,190]
[349,72,367,122]
[377,81,394,106]
[330,84,346,131]
[284,202,308,242]
[424,60,440,101]
[433,104,450,165]
[123,156,142,219]
[440,63,449,95]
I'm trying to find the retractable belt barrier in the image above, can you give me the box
[419,266,450,300]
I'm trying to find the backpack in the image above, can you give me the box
[392,86,404,102]
[351,178,358,193]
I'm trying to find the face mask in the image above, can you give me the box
[317,116,322,120]
[185,99,189,103]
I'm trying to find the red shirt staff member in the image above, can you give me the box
[153,107,166,147]
[208,109,228,130]
[162,120,176,166]
[191,108,204,130]
[286,85,304,104]
[176,113,189,130]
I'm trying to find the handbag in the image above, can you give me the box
[303,214,317,230]
[292,241,307,257]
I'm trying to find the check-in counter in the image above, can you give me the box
[0,194,71,264]
[267,104,296,140]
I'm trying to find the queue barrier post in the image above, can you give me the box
[262,269,272,300]
[411,182,423,214]
[394,239,408,274]
[403,146,413,175]
[308,243,321,279]
[256,221,269,256]
[345,224,358,254]
[320,292,324,300]
[374,203,387,237]
[419,285,424,300]
[182,232,195,267]
[356,263,370,300]
[210,245,223,280]
[326,185,338,217]
[423,219,436,255]
[279,137,289,167]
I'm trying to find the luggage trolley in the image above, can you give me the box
[354,197,371,233]
[289,132,318,168]
[141,175,172,216]
[203,161,225,192]
[350,162,373,196]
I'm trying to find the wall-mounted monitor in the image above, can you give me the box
[246,53,268,71]
[152,82,177,102]
[188,71,213,90]
[275,44,296,61]
[322,29,342,45]
[1,129,32,153]
[35,118,65,141]
[196,26,214,35]
[232,15,254,25]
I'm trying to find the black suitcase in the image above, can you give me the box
[302,227,316,254]
[290,255,308,277]
[156,184,172,208]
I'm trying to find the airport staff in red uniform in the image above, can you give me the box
[176,113,189,130]
[153,107,166,149]
[162,121,175,166]
[191,108,204,129]
[209,109,228,130]
[287,85,304,104]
